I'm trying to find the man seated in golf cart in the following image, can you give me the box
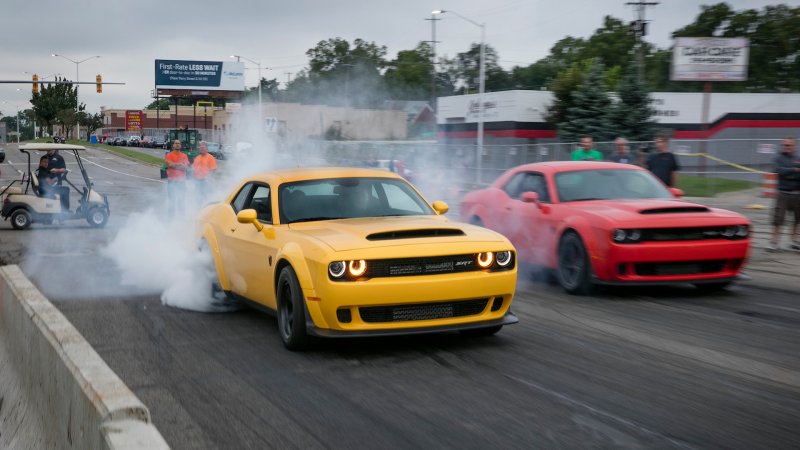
[35,155,69,210]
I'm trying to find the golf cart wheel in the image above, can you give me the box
[10,209,32,230]
[87,207,109,228]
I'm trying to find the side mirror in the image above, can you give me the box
[669,187,684,197]
[237,209,263,231]
[521,191,540,204]
[432,200,449,215]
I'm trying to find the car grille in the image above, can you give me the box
[366,254,482,278]
[641,227,739,242]
[359,298,489,323]
[634,260,726,276]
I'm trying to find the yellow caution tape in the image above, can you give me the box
[680,152,769,174]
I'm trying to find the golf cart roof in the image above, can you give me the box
[19,143,87,152]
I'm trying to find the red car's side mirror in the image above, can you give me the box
[521,191,540,204]
[669,187,684,197]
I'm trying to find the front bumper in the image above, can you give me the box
[307,311,518,338]
[591,239,750,283]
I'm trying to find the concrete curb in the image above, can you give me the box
[0,264,169,449]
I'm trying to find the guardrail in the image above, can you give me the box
[0,265,169,449]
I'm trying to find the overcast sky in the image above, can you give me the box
[0,0,785,115]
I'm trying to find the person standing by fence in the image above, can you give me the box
[165,139,189,219]
[609,137,635,164]
[571,135,603,161]
[192,141,218,202]
[646,134,680,187]
[768,137,800,251]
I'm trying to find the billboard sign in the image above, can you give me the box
[155,59,245,91]
[125,110,143,132]
[671,37,749,81]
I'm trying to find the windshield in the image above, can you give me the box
[279,177,434,223]
[555,169,673,202]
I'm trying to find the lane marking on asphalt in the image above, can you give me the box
[82,158,164,184]
[506,374,697,449]
[528,303,800,391]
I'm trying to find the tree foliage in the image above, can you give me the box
[557,60,616,142]
[611,63,656,141]
[30,77,83,137]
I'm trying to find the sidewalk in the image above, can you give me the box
[685,188,800,292]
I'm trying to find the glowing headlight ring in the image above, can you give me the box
[329,261,346,278]
[496,251,512,267]
[348,260,367,277]
[477,252,494,268]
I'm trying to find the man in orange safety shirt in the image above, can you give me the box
[192,141,218,201]
[165,139,190,218]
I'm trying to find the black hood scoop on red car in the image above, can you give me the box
[367,228,465,241]
[639,206,711,215]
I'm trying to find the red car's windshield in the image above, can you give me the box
[555,169,673,202]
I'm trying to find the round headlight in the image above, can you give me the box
[477,252,494,268]
[735,225,749,237]
[348,260,367,277]
[496,251,512,267]
[329,261,346,278]
[612,229,626,242]
[627,229,642,242]
[722,226,736,238]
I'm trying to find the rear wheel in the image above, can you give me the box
[199,242,239,312]
[87,207,109,228]
[277,266,311,350]
[557,232,593,295]
[10,209,32,230]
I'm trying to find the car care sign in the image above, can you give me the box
[671,37,749,81]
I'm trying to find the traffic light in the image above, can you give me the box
[32,74,39,94]
[96,74,102,93]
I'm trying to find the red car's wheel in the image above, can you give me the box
[557,232,593,295]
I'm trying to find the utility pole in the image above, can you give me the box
[625,1,659,81]
[424,13,441,116]
[284,72,292,84]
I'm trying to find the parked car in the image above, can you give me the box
[112,136,128,147]
[152,136,168,149]
[460,161,751,294]
[206,142,226,160]
[196,167,518,350]
[127,136,142,147]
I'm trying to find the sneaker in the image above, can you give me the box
[766,242,778,252]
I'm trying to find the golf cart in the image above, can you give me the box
[1,143,110,229]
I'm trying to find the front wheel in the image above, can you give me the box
[10,209,32,230]
[277,266,311,351]
[557,232,593,295]
[87,207,109,228]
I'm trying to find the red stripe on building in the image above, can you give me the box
[672,119,800,139]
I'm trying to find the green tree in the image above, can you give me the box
[451,43,511,93]
[611,63,656,141]
[384,42,434,101]
[558,60,615,142]
[30,77,82,136]
[544,61,589,126]
[80,112,105,139]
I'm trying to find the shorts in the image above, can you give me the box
[772,191,800,226]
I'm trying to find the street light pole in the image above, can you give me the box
[52,54,101,140]
[231,55,263,125]
[433,10,486,184]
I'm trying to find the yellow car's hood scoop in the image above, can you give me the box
[289,216,501,251]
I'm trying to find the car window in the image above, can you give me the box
[231,184,253,213]
[518,172,550,203]
[244,184,272,223]
[503,173,525,198]
[555,169,672,202]
[278,177,434,223]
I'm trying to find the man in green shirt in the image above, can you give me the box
[571,135,604,161]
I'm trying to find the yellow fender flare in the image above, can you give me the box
[200,225,231,291]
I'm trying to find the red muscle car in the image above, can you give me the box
[460,161,751,294]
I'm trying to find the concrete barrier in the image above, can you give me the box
[0,265,169,449]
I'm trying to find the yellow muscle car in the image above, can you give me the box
[196,167,518,350]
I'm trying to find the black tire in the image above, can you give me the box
[693,281,731,292]
[10,209,32,230]
[277,266,311,350]
[460,325,503,337]
[87,207,109,228]
[199,242,240,312]
[557,231,593,295]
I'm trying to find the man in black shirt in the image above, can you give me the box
[646,135,680,187]
[47,149,67,185]
[768,137,800,251]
